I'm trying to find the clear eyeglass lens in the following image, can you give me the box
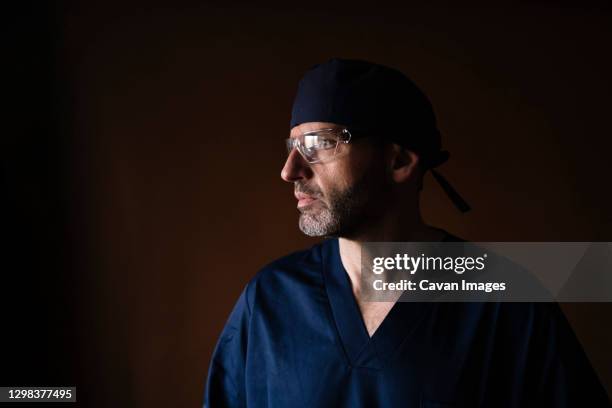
[286,129,348,163]
[286,139,295,155]
[300,134,337,162]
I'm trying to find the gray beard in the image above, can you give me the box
[298,174,378,238]
[298,197,348,237]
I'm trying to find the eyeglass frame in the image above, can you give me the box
[285,127,355,164]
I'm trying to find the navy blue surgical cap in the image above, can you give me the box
[290,58,470,213]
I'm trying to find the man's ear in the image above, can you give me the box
[389,144,420,183]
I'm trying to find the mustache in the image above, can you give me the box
[294,181,322,197]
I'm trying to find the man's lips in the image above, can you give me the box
[295,192,319,208]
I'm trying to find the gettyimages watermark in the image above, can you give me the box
[359,242,612,302]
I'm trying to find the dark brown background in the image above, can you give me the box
[4,1,612,407]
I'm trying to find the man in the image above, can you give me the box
[204,59,609,407]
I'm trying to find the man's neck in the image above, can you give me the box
[336,221,447,337]
[338,222,446,297]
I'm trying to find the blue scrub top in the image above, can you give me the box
[204,236,610,407]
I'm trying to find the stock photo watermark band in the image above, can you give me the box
[359,242,612,302]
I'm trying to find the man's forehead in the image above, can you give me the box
[289,122,344,138]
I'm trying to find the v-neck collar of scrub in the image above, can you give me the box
[321,236,452,370]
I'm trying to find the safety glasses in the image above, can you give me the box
[285,128,353,164]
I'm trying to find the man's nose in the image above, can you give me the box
[281,148,312,182]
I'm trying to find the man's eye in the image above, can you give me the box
[316,138,336,149]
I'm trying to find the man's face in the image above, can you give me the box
[281,122,389,238]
